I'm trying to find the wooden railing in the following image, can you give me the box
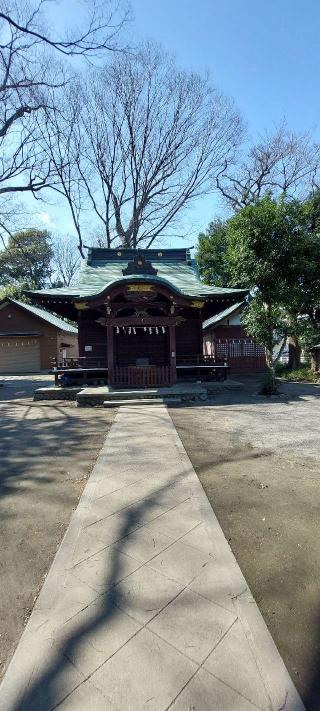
[113,365,171,387]
[52,356,107,369]
[214,340,266,372]
[176,354,226,366]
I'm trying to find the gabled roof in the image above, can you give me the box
[202,301,245,330]
[28,248,247,302]
[1,298,77,333]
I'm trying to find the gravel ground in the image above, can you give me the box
[0,373,52,400]
[217,383,320,461]
[170,380,320,710]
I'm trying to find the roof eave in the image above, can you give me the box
[25,290,79,300]
[26,280,248,303]
[202,301,246,331]
[3,297,77,334]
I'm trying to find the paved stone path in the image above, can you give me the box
[0,405,304,710]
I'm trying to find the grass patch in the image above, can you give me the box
[276,364,320,383]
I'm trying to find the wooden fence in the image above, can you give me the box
[113,365,171,387]
[204,336,266,372]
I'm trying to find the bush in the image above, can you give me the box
[276,365,319,383]
[259,371,280,396]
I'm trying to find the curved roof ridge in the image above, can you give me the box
[26,250,248,302]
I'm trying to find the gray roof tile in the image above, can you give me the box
[28,249,247,301]
[202,301,245,330]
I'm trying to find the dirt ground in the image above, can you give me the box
[0,376,115,680]
[170,380,320,711]
[1,375,320,709]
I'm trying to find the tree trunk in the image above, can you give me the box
[288,335,301,370]
[310,352,318,372]
[264,345,277,391]
[265,345,273,370]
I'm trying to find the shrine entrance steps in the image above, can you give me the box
[33,379,247,406]
[76,383,208,408]
[33,382,209,406]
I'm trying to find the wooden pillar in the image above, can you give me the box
[197,313,203,356]
[77,311,83,359]
[107,325,114,387]
[169,324,177,385]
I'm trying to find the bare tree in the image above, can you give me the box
[45,44,243,251]
[0,0,129,58]
[51,234,82,286]
[216,122,320,210]
[0,0,128,244]
[38,85,87,253]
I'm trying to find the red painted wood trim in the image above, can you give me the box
[99,316,182,327]
[169,324,177,385]
[107,326,114,386]
[113,365,171,388]
[87,282,197,307]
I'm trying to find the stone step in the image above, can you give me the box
[76,389,181,407]
[35,384,207,406]
[103,398,167,408]
[102,389,199,401]
[105,390,161,400]
[34,386,82,401]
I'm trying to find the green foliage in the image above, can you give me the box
[226,195,308,297]
[0,282,29,303]
[307,187,320,233]
[223,195,310,368]
[276,198,320,366]
[196,219,232,287]
[299,320,320,352]
[197,187,320,376]
[226,195,320,371]
[197,194,320,374]
[275,364,319,383]
[282,205,320,329]
[241,296,287,359]
[0,229,53,289]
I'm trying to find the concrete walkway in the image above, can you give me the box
[0,405,304,711]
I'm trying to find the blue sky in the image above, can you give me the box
[34,0,320,248]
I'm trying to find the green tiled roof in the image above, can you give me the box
[8,299,77,333]
[29,248,247,301]
[202,301,245,330]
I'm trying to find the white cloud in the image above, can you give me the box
[37,211,55,228]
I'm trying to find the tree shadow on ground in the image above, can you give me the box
[2,381,320,709]
[8,409,198,710]
[303,622,320,711]
[7,404,305,711]
[170,401,320,711]
[0,401,112,504]
[173,378,320,410]
[0,376,52,402]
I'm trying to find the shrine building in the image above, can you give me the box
[28,247,247,388]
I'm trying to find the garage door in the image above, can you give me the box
[0,337,40,373]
